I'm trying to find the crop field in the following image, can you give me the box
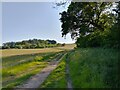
[2,1,120,89]
[1,45,119,88]
[2,51,65,88]
[1,48,62,57]
[1,44,76,57]
[1,44,75,88]
[54,44,76,51]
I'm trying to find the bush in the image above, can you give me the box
[76,30,120,48]
[34,56,43,62]
[2,46,10,49]
[30,44,37,49]
[15,45,22,49]
[62,43,65,47]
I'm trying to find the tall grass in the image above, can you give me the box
[68,48,119,88]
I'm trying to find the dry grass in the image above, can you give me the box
[1,44,75,57]
[54,44,76,50]
[1,48,61,57]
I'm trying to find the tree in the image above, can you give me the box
[47,40,57,44]
[15,45,22,49]
[30,44,37,49]
[62,43,65,46]
[2,46,10,49]
[3,42,16,48]
[2,39,59,49]
[24,42,31,49]
[60,2,117,48]
[60,2,113,39]
[109,1,120,48]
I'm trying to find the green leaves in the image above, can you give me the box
[60,2,120,48]
[60,2,113,39]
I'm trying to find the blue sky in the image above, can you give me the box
[2,2,75,44]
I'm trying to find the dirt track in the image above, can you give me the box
[16,53,65,89]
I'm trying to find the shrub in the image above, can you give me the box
[34,56,43,62]
[15,45,22,49]
[2,46,10,49]
[62,43,65,47]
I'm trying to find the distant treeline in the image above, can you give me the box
[1,39,65,49]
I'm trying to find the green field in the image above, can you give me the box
[1,1,120,89]
[1,44,75,88]
[1,44,76,57]
[1,45,119,88]
[2,52,63,88]
[40,48,119,88]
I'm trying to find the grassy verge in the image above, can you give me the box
[2,52,62,88]
[68,48,119,88]
[40,54,67,88]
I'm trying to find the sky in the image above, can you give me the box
[2,2,75,44]
[0,2,2,46]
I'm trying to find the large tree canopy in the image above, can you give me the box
[60,2,114,39]
[110,2,120,48]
